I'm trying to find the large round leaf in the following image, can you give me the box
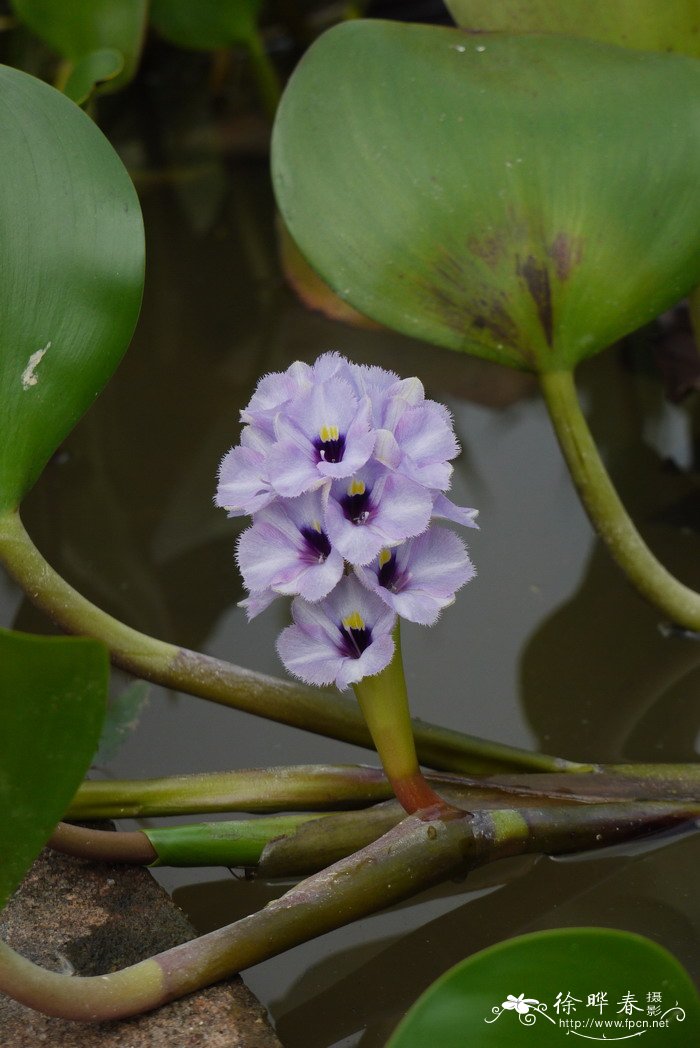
[446,1,700,58]
[0,628,108,910]
[272,22,700,371]
[387,928,700,1047]
[0,65,144,513]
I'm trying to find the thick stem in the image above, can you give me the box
[67,765,391,819]
[0,509,588,776]
[1,802,696,1021]
[67,763,700,821]
[49,814,330,867]
[540,369,700,632]
[353,626,447,814]
[49,823,156,863]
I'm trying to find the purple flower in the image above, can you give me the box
[324,461,433,566]
[240,360,313,437]
[375,399,459,490]
[276,575,396,688]
[216,352,480,688]
[236,490,344,616]
[355,528,475,625]
[215,426,275,517]
[266,375,376,497]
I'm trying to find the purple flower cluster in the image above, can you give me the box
[216,353,477,689]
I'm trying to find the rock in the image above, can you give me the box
[0,845,281,1048]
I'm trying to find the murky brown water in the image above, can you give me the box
[3,143,700,1046]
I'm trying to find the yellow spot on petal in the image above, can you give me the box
[311,519,322,533]
[319,424,339,442]
[343,610,365,631]
[378,548,391,567]
[348,479,366,496]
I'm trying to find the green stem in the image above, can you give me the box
[53,59,74,95]
[1,802,695,1021]
[55,764,700,876]
[540,369,700,632]
[245,30,282,120]
[0,510,588,776]
[67,763,700,821]
[49,814,329,867]
[68,765,391,819]
[353,625,449,814]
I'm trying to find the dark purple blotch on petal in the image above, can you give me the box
[313,432,346,464]
[341,483,372,525]
[377,549,409,593]
[338,620,372,658]
[300,525,332,562]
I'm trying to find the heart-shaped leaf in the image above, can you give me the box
[0,64,144,513]
[0,628,108,910]
[272,22,700,371]
[11,0,148,90]
[278,219,382,330]
[63,47,124,105]
[446,0,700,57]
[387,927,700,1047]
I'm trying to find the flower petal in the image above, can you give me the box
[215,445,274,516]
[267,436,325,498]
[276,623,346,686]
[238,589,278,620]
[335,633,394,688]
[432,493,480,529]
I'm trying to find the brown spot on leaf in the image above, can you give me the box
[429,249,522,355]
[548,233,583,281]
[466,232,506,270]
[472,302,519,348]
[517,254,553,346]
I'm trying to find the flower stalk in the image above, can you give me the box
[353,625,448,814]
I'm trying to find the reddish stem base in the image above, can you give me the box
[392,771,464,819]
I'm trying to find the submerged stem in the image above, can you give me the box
[0,510,589,776]
[540,369,700,632]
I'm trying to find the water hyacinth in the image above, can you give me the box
[217,352,478,690]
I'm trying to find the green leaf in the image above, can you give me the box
[0,627,108,910]
[150,0,263,50]
[278,218,383,330]
[94,680,149,766]
[387,928,700,1047]
[11,0,147,90]
[0,64,144,513]
[63,47,124,106]
[272,22,700,372]
[446,0,700,58]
